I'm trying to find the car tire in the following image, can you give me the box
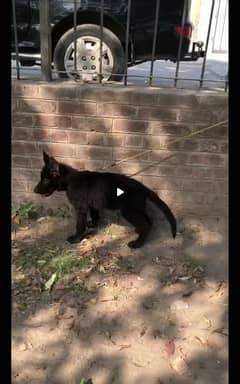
[53,23,125,82]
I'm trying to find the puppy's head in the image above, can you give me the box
[34,152,60,197]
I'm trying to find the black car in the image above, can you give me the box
[11,0,204,81]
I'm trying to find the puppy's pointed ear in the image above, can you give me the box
[49,157,60,177]
[43,151,50,164]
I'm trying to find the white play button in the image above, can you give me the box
[117,188,124,196]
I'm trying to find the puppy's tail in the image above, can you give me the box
[147,190,177,238]
[111,173,177,237]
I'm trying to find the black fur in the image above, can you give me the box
[34,152,177,248]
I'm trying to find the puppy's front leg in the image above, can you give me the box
[67,209,87,244]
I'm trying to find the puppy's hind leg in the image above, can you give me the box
[88,207,100,228]
[121,207,152,248]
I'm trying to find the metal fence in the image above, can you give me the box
[11,0,228,91]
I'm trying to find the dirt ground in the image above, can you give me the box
[12,205,228,384]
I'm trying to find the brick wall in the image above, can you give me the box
[12,81,228,217]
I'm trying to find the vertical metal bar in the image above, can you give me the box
[124,0,132,86]
[11,0,20,79]
[73,0,77,75]
[39,0,52,81]
[99,0,104,84]
[211,0,220,51]
[219,1,227,53]
[174,0,187,87]
[224,70,228,92]
[199,0,215,88]
[149,0,161,86]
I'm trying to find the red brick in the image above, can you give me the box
[65,159,85,170]
[12,168,34,182]
[122,90,160,106]
[148,150,189,165]
[181,192,205,204]
[198,139,221,153]
[13,83,39,97]
[87,132,105,146]
[213,168,228,179]
[38,143,77,158]
[39,85,77,100]
[12,155,32,168]
[12,98,16,112]
[31,155,72,169]
[157,166,176,177]
[97,103,137,118]
[213,180,228,194]
[196,123,228,138]
[76,145,112,160]
[176,166,213,179]
[152,122,192,136]
[189,153,226,167]
[205,194,228,206]
[13,128,68,143]
[12,180,28,192]
[220,142,228,153]
[191,168,213,179]
[178,107,228,124]
[141,176,182,190]
[31,157,45,169]
[85,160,105,171]
[48,130,68,143]
[35,129,68,143]
[12,141,38,155]
[12,113,34,127]
[182,179,213,193]
[181,140,200,151]
[16,99,57,114]
[13,128,33,141]
[115,161,152,176]
[76,87,116,102]
[105,134,124,147]
[72,116,112,132]
[34,114,72,128]
[160,191,204,205]
[67,131,88,145]
[125,135,143,147]
[88,146,112,160]
[58,101,96,115]
[112,148,148,161]
[113,119,150,134]
[137,106,178,121]
[143,136,182,151]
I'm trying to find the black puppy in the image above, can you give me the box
[34,151,177,248]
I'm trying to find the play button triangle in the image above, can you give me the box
[117,188,124,196]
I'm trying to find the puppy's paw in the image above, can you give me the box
[67,235,81,244]
[86,221,98,229]
[128,240,141,249]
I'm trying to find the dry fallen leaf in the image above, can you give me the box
[194,336,208,347]
[213,328,228,336]
[203,315,212,329]
[119,344,131,350]
[178,276,192,281]
[45,273,57,290]
[140,325,148,337]
[164,339,175,356]
[98,265,106,273]
[171,356,192,376]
